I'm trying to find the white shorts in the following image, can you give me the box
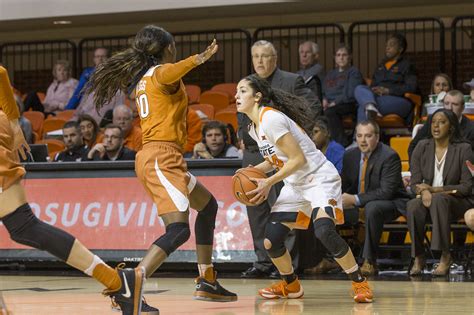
[272,162,344,225]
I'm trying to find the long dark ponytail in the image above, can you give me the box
[85,25,174,110]
[244,74,315,135]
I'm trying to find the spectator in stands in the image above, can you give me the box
[183,108,203,156]
[86,124,136,161]
[311,116,344,174]
[192,120,241,159]
[66,48,108,110]
[112,104,142,152]
[323,44,364,146]
[408,90,474,159]
[14,94,34,144]
[239,40,321,279]
[464,78,474,102]
[354,33,417,123]
[78,114,100,148]
[54,121,88,162]
[341,120,409,276]
[297,41,324,100]
[431,73,452,95]
[407,109,474,276]
[24,60,78,114]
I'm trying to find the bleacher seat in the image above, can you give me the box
[215,111,238,131]
[211,83,237,103]
[200,90,230,112]
[42,118,67,138]
[54,109,75,121]
[189,104,215,120]
[185,84,201,105]
[23,111,44,136]
[390,136,410,171]
[35,139,65,153]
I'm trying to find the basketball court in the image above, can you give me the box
[1,272,474,314]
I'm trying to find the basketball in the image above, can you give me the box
[232,167,267,206]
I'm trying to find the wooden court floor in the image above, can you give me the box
[1,274,474,314]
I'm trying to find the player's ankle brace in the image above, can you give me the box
[2,203,75,261]
[153,222,190,255]
[313,217,349,259]
[195,196,218,245]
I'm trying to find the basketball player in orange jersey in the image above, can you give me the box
[0,66,146,315]
[86,25,237,312]
[235,74,373,303]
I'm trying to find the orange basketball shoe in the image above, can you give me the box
[352,279,373,303]
[258,278,304,299]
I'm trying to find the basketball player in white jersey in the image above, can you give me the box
[235,74,373,303]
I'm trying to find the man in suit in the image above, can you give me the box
[342,120,409,276]
[238,40,321,278]
[408,90,474,159]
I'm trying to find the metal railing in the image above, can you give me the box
[0,40,76,94]
[348,18,445,97]
[254,24,345,74]
[451,16,474,88]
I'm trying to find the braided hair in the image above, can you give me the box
[85,25,174,110]
[243,74,315,135]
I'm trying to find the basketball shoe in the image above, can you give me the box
[103,264,146,315]
[352,279,373,303]
[258,278,304,299]
[111,296,159,315]
[193,271,238,302]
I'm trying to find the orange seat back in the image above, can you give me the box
[189,104,215,120]
[200,91,230,112]
[185,84,201,105]
[42,118,67,138]
[36,139,66,153]
[211,83,237,103]
[54,110,76,121]
[215,111,238,131]
[23,111,44,136]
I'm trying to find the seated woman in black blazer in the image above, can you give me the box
[407,109,474,276]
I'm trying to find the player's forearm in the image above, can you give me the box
[254,160,273,173]
[266,155,306,186]
[154,56,199,85]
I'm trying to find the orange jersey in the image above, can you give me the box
[0,66,20,121]
[135,55,199,148]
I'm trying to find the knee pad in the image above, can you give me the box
[313,217,349,259]
[264,222,290,258]
[2,203,75,261]
[195,196,218,245]
[154,222,190,256]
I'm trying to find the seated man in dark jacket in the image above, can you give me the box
[342,120,409,276]
[354,33,417,123]
[87,124,136,161]
[54,121,88,162]
[408,90,474,160]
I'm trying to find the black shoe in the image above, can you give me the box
[112,297,159,315]
[241,266,267,278]
[193,273,238,302]
[104,264,145,315]
[269,269,280,279]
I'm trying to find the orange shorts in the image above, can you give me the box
[135,141,196,215]
[0,111,25,192]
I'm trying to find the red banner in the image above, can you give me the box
[0,176,254,253]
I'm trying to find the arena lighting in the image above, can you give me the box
[53,20,72,25]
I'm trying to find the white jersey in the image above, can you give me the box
[249,107,344,225]
[249,107,333,185]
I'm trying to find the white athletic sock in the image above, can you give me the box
[84,255,105,276]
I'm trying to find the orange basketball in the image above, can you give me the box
[232,167,267,206]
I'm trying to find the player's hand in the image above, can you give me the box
[10,119,30,160]
[248,177,271,205]
[466,160,474,177]
[196,39,218,65]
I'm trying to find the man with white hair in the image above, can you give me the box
[297,41,325,100]
[112,104,142,152]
